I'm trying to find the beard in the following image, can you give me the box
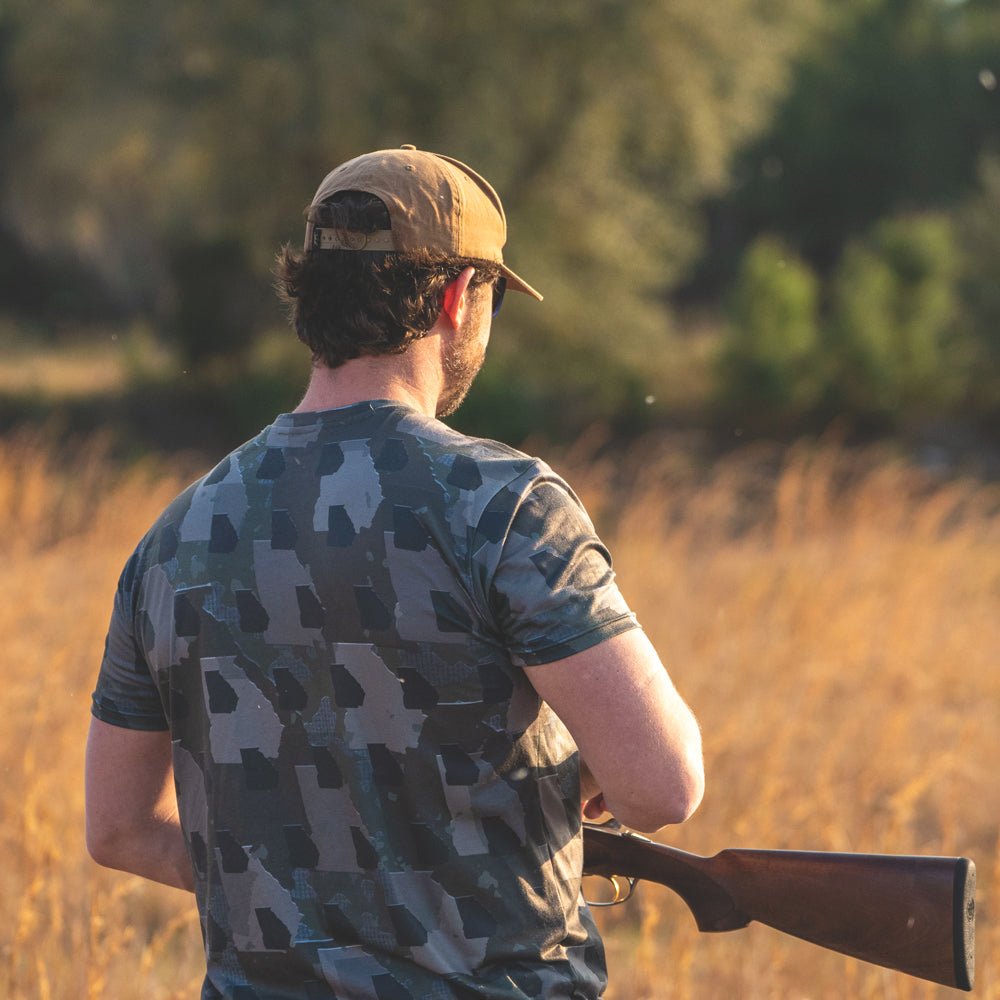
[436,319,488,418]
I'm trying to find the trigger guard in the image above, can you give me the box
[583,873,638,907]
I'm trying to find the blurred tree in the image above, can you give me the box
[827,214,969,423]
[0,13,32,313]
[716,237,824,429]
[688,0,1000,291]
[0,15,14,200]
[0,11,125,329]
[2,0,820,416]
[954,154,1000,416]
[5,0,998,443]
[166,235,266,366]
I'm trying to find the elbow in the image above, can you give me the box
[629,781,703,834]
[86,818,128,871]
[668,758,705,826]
[86,828,115,870]
[612,753,705,833]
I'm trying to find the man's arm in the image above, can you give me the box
[525,628,703,833]
[85,717,194,892]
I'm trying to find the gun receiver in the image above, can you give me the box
[582,823,975,991]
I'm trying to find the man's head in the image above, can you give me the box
[274,145,541,377]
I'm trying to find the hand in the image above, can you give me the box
[580,759,609,819]
[583,792,609,820]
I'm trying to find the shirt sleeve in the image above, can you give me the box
[483,477,639,666]
[91,549,169,731]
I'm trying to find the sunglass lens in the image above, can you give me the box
[492,277,507,317]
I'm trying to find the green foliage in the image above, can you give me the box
[954,155,1000,414]
[695,0,1000,435]
[165,235,271,366]
[716,215,974,431]
[2,0,998,442]
[1,0,821,427]
[827,214,968,420]
[717,237,823,426]
[696,0,1000,277]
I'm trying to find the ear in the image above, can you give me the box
[439,267,476,331]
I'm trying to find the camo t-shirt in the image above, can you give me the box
[92,400,639,1000]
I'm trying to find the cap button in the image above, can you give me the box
[399,143,417,150]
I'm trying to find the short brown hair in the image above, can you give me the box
[273,191,500,369]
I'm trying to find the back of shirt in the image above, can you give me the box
[93,400,637,1000]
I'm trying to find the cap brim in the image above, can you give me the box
[501,264,543,302]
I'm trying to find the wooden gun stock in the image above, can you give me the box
[582,824,975,991]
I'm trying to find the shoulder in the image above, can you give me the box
[396,409,535,464]
[393,409,560,502]
[125,433,268,585]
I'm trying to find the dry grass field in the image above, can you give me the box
[1,428,997,999]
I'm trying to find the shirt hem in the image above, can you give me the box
[517,613,640,666]
[91,701,170,731]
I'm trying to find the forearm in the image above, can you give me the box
[532,631,704,833]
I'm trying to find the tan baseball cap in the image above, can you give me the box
[303,144,543,301]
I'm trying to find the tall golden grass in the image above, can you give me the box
[1,429,996,999]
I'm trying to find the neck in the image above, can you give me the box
[294,335,444,418]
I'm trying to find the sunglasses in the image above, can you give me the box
[491,276,507,317]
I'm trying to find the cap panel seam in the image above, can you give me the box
[445,158,465,257]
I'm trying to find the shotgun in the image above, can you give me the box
[582,822,976,991]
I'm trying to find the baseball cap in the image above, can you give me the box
[303,144,543,301]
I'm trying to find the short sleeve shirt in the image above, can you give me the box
[92,400,639,1000]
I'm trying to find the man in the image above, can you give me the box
[86,145,704,999]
